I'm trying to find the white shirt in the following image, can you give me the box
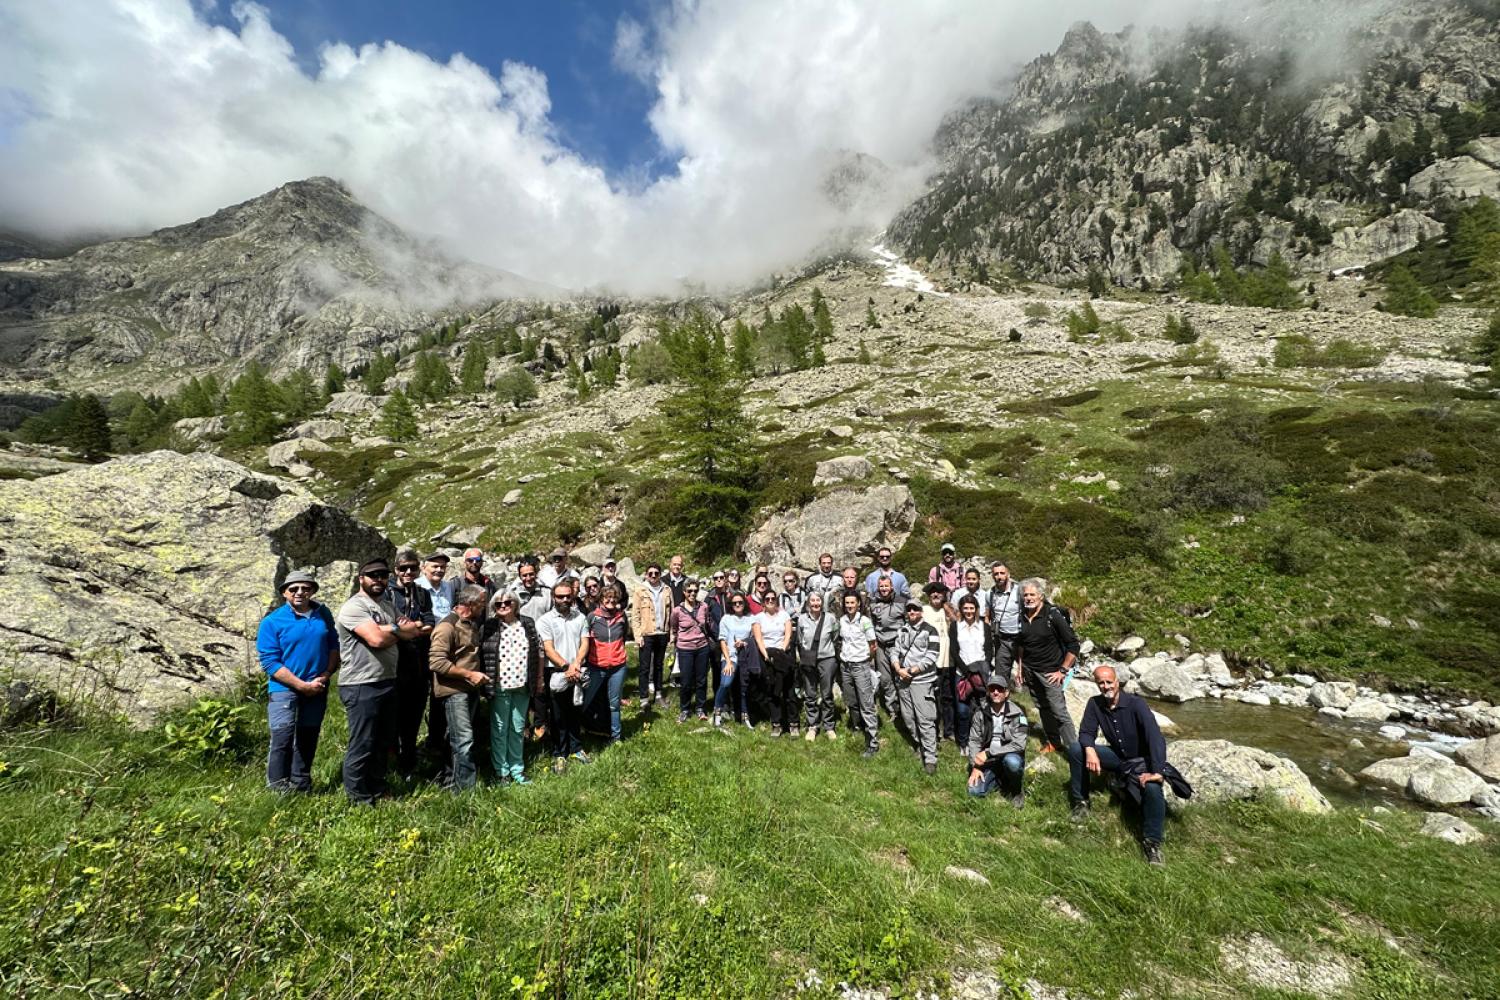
[536,607,586,666]
[755,610,791,651]
[838,613,875,663]
[988,584,1022,635]
[955,619,987,666]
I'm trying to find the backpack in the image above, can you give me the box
[1044,603,1085,677]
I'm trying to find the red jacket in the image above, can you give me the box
[586,608,627,669]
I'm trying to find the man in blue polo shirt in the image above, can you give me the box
[256,571,339,793]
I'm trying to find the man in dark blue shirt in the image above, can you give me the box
[256,571,339,792]
[1066,664,1192,866]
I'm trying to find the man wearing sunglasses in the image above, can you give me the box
[335,558,425,805]
[459,547,498,604]
[390,550,438,780]
[778,570,806,620]
[256,571,338,793]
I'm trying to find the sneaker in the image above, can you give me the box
[677,710,690,724]
[824,729,838,742]
[512,774,531,786]
[1070,802,1091,823]
[804,729,817,743]
[770,729,782,738]
[742,719,754,731]
[923,762,937,776]
[1143,840,1165,867]
[648,683,657,702]
[713,712,723,728]
[1009,794,1025,810]
[552,758,567,774]
[861,743,879,759]
[789,726,801,738]
[570,751,593,765]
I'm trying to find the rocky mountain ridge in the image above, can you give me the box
[889,1,1500,289]
[0,178,553,390]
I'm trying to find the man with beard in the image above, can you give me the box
[256,571,338,793]
[803,553,839,607]
[868,576,906,725]
[986,560,1023,679]
[335,559,425,805]
[863,546,910,601]
[389,550,438,779]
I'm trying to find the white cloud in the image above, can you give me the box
[0,0,1392,295]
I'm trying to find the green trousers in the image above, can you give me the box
[489,688,530,780]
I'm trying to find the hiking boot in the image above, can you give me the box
[804,728,817,742]
[570,751,593,765]
[1040,742,1058,754]
[512,774,530,786]
[677,710,690,724]
[861,743,879,759]
[1143,840,1165,867]
[1070,802,1091,824]
[923,762,938,776]
[697,711,709,722]
[1010,794,1026,810]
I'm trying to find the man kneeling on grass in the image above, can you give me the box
[965,673,1027,807]
[1065,665,1192,866]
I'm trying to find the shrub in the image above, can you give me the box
[1065,302,1102,340]
[1023,303,1051,319]
[1263,524,1324,576]
[494,366,538,406]
[1379,263,1440,318]
[1163,314,1199,344]
[1272,335,1383,369]
[161,698,255,762]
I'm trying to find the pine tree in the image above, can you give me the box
[811,287,834,344]
[409,352,454,404]
[378,389,418,442]
[69,393,113,461]
[519,336,539,363]
[225,361,285,446]
[811,335,827,367]
[362,350,395,394]
[625,340,673,385]
[566,357,590,401]
[730,320,756,377]
[459,339,489,395]
[782,304,812,371]
[175,376,217,418]
[322,364,346,400]
[1380,264,1439,318]
[593,348,620,389]
[858,340,872,365]
[864,303,880,329]
[121,399,160,451]
[494,366,538,407]
[278,369,319,423]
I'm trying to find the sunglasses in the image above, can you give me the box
[712,575,724,580]
[363,570,390,579]
[495,600,517,608]
[396,565,419,572]
[465,558,484,564]
[285,584,314,594]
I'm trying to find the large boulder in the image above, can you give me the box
[1135,658,1205,703]
[266,437,331,470]
[0,451,390,724]
[812,455,872,487]
[1308,681,1355,710]
[1166,739,1332,814]
[1360,749,1487,806]
[1407,149,1500,202]
[172,415,227,442]
[289,419,349,441]
[1344,697,1396,722]
[744,485,915,570]
[1457,735,1500,782]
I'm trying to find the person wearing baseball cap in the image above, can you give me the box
[256,571,339,793]
[966,671,1028,808]
[928,543,962,596]
[892,598,943,775]
[335,557,426,805]
[538,546,577,590]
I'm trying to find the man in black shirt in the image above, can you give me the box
[1011,578,1079,752]
[1067,665,1192,866]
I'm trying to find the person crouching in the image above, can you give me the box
[965,674,1028,807]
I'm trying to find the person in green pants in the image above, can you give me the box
[481,591,541,785]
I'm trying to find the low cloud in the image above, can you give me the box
[0,0,1395,296]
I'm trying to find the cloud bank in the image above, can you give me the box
[0,0,1393,295]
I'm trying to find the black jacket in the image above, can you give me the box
[1015,602,1080,675]
[479,614,542,695]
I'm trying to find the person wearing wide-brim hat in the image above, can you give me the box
[255,571,340,793]
[965,672,1029,808]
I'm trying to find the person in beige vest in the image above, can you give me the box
[632,562,673,710]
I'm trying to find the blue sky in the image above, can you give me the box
[206,0,665,179]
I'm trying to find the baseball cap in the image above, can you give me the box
[358,558,390,576]
[940,543,956,553]
[424,552,450,563]
[986,672,1011,690]
[904,600,924,612]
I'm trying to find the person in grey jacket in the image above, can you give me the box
[795,592,841,741]
[868,576,906,726]
[966,674,1028,807]
[891,601,942,774]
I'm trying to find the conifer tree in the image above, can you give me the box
[858,340,873,365]
[459,339,489,395]
[1380,263,1439,318]
[782,304,812,370]
[379,389,418,442]
[225,361,285,446]
[69,393,113,461]
[322,363,346,400]
[864,303,880,329]
[593,348,620,388]
[175,376,217,418]
[278,369,319,423]
[730,320,756,377]
[362,350,396,394]
[121,399,160,451]
[494,366,538,407]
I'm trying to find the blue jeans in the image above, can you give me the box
[1066,742,1166,843]
[267,689,326,791]
[714,655,749,718]
[967,751,1024,797]
[676,646,710,714]
[584,666,627,742]
[444,691,482,792]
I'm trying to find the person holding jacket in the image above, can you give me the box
[892,600,943,775]
[948,594,994,758]
[966,674,1028,807]
[481,590,541,785]
[389,550,437,779]
[796,592,841,741]
[428,585,492,792]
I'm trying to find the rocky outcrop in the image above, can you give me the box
[1360,749,1490,807]
[1134,658,1206,703]
[1311,210,1445,272]
[812,455,872,487]
[266,437,330,470]
[1456,735,1500,782]
[173,415,226,442]
[288,419,349,441]
[1166,739,1332,814]
[0,450,390,724]
[1420,812,1484,845]
[1407,147,1500,202]
[743,485,915,570]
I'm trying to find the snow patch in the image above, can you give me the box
[870,243,947,296]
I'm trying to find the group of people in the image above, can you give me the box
[255,543,1189,864]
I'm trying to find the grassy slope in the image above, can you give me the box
[1,697,1497,999]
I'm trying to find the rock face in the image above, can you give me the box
[1166,739,1332,814]
[1134,658,1205,703]
[0,178,554,389]
[812,455,872,487]
[266,437,331,470]
[1360,749,1488,806]
[744,485,916,570]
[0,451,390,724]
[1407,148,1500,202]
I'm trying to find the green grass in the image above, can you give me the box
[0,699,1495,998]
